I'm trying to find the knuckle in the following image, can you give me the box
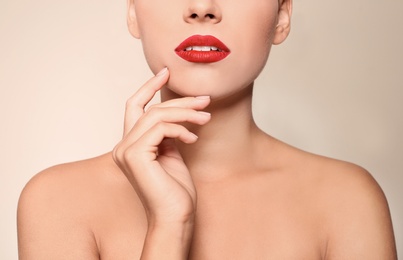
[154,121,167,131]
[145,105,161,115]
[112,147,118,161]
[122,149,131,162]
[147,103,159,111]
[125,96,140,111]
[145,106,162,120]
[122,147,136,163]
[121,145,141,165]
[156,122,184,135]
[125,97,134,109]
[112,145,123,165]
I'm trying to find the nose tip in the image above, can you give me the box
[184,1,222,24]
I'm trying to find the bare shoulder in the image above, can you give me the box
[17,153,145,259]
[282,144,397,259]
[319,160,396,259]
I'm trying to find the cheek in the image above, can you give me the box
[136,3,175,73]
[229,10,277,84]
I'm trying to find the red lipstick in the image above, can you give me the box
[175,35,230,63]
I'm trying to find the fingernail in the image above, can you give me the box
[189,132,199,141]
[195,96,210,100]
[198,111,211,117]
[156,67,168,76]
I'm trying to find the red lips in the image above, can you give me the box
[175,35,231,63]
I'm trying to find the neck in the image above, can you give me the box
[161,83,263,180]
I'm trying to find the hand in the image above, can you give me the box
[112,68,211,225]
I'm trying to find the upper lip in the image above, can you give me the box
[175,35,230,53]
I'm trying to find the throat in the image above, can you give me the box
[161,82,260,178]
[176,114,261,180]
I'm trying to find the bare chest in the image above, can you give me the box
[188,194,324,259]
[98,207,324,259]
[97,182,325,259]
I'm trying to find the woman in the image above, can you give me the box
[17,0,397,259]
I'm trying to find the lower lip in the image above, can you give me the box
[175,50,230,63]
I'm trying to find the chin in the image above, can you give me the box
[166,76,210,97]
[166,77,252,103]
[166,72,235,99]
[165,64,250,98]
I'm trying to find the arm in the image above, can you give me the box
[112,67,211,259]
[141,221,194,259]
[325,167,397,259]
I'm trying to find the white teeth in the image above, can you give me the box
[184,46,221,52]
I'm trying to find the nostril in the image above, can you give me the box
[185,7,221,23]
[189,13,215,20]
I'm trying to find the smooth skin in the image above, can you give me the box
[18,0,397,259]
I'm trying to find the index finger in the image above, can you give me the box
[124,67,169,135]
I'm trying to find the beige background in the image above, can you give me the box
[1,0,402,258]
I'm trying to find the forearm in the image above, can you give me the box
[140,220,195,259]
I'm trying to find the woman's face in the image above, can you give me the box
[128,0,291,99]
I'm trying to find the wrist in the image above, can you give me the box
[148,216,195,240]
[147,209,196,226]
[141,219,195,259]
